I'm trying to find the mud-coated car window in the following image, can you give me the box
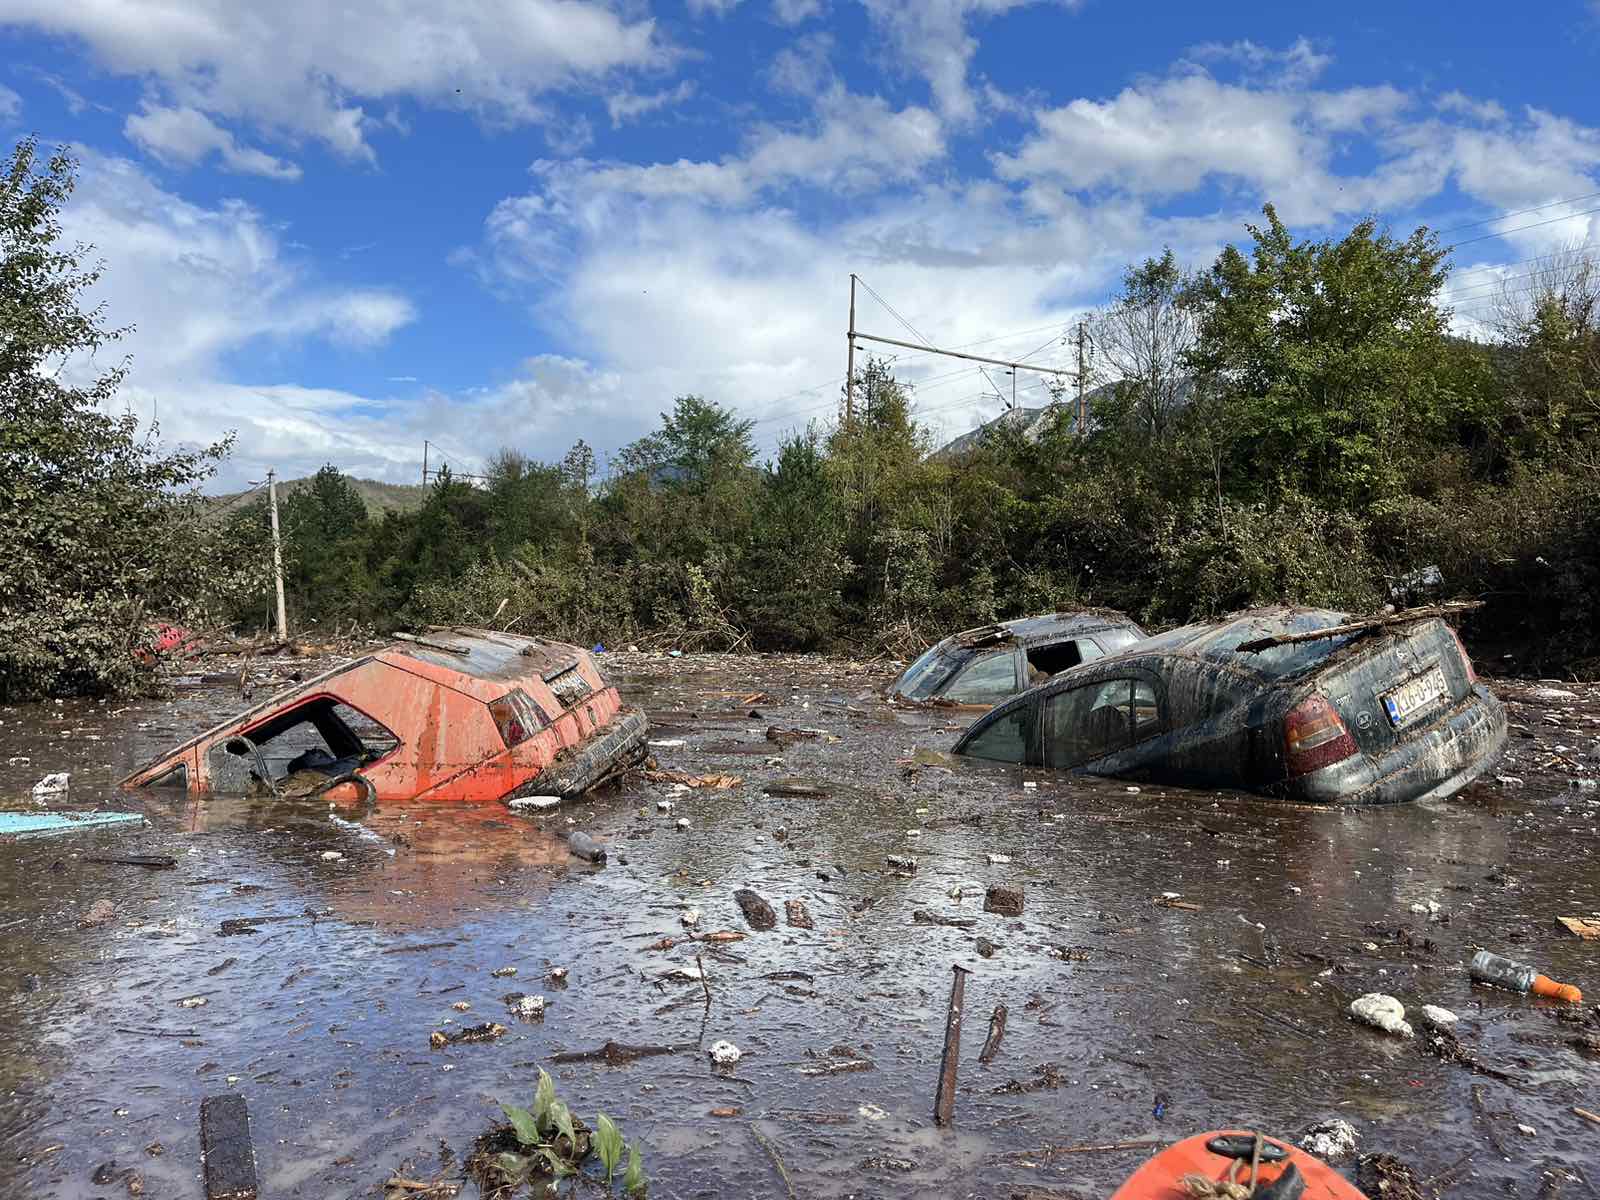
[943,651,1017,703]
[1044,678,1145,768]
[962,705,1031,763]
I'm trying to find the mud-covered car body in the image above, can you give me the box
[121,629,647,803]
[954,607,1506,805]
[890,611,1148,706]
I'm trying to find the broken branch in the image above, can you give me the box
[1235,602,1483,653]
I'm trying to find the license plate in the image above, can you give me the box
[1383,665,1447,728]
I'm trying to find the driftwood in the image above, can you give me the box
[392,631,471,656]
[549,1040,693,1065]
[1235,601,1483,654]
[979,1004,1008,1064]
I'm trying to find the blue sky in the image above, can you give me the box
[4,0,1600,487]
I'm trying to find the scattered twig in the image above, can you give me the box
[1041,1138,1162,1157]
[748,1124,799,1200]
[1573,1106,1600,1127]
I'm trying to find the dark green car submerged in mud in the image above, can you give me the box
[954,606,1507,805]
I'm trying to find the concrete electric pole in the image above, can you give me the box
[266,468,288,643]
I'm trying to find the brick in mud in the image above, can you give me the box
[785,899,814,929]
[199,1094,259,1200]
[984,886,1025,917]
[734,888,777,930]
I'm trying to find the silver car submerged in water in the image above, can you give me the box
[890,611,1149,707]
[953,606,1507,805]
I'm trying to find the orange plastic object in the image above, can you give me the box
[1110,1130,1369,1200]
[1532,974,1583,1004]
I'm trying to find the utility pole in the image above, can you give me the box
[1075,320,1087,435]
[422,439,429,487]
[266,468,288,644]
[845,273,857,423]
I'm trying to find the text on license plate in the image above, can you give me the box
[1383,666,1448,728]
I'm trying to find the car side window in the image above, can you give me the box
[943,651,1018,703]
[1043,678,1149,768]
[1131,680,1161,741]
[962,705,1032,763]
[1078,638,1105,662]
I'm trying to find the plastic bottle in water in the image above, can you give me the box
[1470,950,1582,1002]
[568,831,606,864]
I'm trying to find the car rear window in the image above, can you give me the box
[1202,611,1357,678]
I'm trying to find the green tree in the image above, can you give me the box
[0,137,230,700]
[1184,204,1455,506]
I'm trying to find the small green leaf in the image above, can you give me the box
[501,1102,540,1147]
[551,1100,578,1154]
[594,1112,623,1180]
[534,1068,558,1134]
[623,1141,647,1195]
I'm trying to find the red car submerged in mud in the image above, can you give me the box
[121,629,647,803]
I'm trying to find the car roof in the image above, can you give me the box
[1073,606,1354,676]
[944,609,1144,653]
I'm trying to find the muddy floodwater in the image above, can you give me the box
[3,651,1599,1199]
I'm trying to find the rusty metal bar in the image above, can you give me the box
[934,963,971,1127]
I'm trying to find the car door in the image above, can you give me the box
[1042,674,1165,770]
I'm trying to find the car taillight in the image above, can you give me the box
[489,690,544,749]
[1447,626,1478,683]
[1284,694,1358,776]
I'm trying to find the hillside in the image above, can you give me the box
[209,475,428,519]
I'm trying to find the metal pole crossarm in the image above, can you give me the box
[851,330,1077,377]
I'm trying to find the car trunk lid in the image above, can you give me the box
[1315,619,1475,755]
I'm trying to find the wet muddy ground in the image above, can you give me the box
[2,651,1599,1199]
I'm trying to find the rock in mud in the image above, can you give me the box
[1301,1118,1358,1163]
[885,855,917,875]
[78,899,116,929]
[1350,992,1413,1038]
[708,1039,741,1065]
[984,886,1025,917]
[975,937,999,958]
[1420,1004,1458,1029]
[504,993,545,1020]
[785,899,814,929]
[734,888,777,930]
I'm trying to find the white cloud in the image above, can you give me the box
[1185,36,1331,87]
[768,32,834,95]
[0,0,669,161]
[993,63,1432,226]
[50,151,418,483]
[772,0,824,21]
[1436,90,1508,125]
[606,81,696,128]
[125,103,301,180]
[0,83,19,121]
[505,87,944,221]
[858,0,1078,123]
[687,0,742,13]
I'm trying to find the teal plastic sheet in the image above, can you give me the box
[0,811,146,840]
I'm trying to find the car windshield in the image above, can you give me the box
[893,644,966,700]
[1202,611,1357,678]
